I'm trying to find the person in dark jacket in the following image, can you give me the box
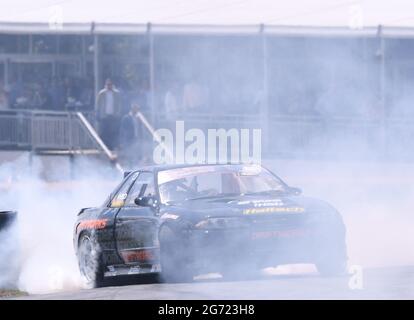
[119,104,148,167]
[96,78,123,149]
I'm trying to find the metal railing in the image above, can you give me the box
[30,111,98,151]
[0,109,122,169]
[0,109,97,150]
[156,112,414,161]
[2,109,414,162]
[0,110,31,148]
[76,112,123,172]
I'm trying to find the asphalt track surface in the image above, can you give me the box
[16,266,414,300]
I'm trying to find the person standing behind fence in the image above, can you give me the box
[0,83,9,110]
[96,78,122,149]
[119,104,149,166]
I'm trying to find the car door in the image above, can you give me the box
[114,171,160,265]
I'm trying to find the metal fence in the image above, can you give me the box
[156,112,414,161]
[1,109,414,161]
[0,110,97,151]
[0,110,31,148]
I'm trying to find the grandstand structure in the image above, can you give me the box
[1,19,414,164]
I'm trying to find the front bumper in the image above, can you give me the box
[187,224,345,272]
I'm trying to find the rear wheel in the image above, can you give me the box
[78,234,104,288]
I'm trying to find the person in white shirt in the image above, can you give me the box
[96,78,123,149]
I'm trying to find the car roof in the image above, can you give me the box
[130,163,252,173]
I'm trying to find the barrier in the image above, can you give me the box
[1,109,414,161]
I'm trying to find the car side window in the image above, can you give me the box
[125,172,155,206]
[195,173,223,194]
[110,172,139,208]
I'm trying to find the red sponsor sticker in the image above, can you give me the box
[251,229,307,240]
[77,219,108,232]
[121,249,156,263]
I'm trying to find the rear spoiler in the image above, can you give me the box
[123,171,132,179]
[78,208,92,216]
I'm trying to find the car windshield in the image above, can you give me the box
[157,165,287,204]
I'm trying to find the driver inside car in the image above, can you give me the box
[159,178,195,203]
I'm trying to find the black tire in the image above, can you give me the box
[78,233,105,288]
[159,227,195,283]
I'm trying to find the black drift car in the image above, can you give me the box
[0,211,19,285]
[74,164,347,286]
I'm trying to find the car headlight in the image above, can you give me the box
[194,217,248,229]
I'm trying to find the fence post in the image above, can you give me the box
[30,110,35,152]
[29,111,34,174]
[148,22,156,128]
[93,29,100,112]
[68,112,73,151]
[69,153,75,180]
[260,24,270,157]
[378,25,387,159]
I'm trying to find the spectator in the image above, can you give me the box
[119,104,153,166]
[79,78,94,110]
[7,77,20,108]
[120,104,140,146]
[15,86,31,109]
[32,83,48,109]
[48,77,65,110]
[63,77,79,109]
[0,83,9,110]
[96,78,123,149]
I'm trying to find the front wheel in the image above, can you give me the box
[78,234,104,288]
[159,227,195,283]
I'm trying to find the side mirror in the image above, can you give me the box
[135,196,157,208]
[289,187,302,195]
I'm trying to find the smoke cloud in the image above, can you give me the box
[0,154,119,294]
[265,159,414,269]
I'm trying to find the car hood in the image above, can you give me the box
[160,194,337,222]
